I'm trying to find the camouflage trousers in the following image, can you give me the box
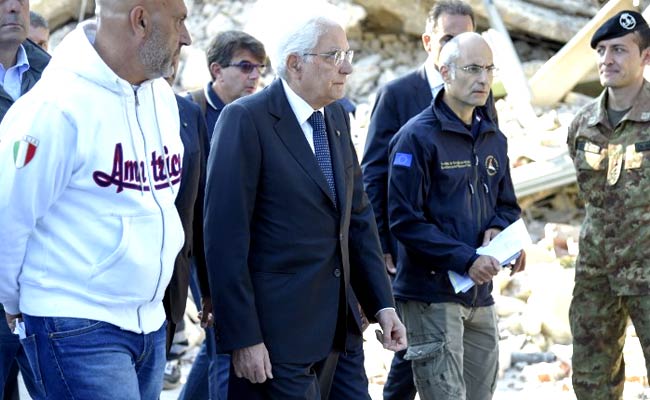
[570,274,650,400]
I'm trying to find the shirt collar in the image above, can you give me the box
[205,81,226,111]
[281,78,324,125]
[424,56,443,90]
[1,44,30,73]
[15,44,29,71]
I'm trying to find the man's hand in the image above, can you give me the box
[197,296,214,328]
[510,249,526,276]
[383,253,397,274]
[232,342,273,384]
[375,309,407,352]
[468,255,500,285]
[5,312,21,332]
[481,228,501,246]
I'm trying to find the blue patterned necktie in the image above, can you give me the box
[308,111,337,207]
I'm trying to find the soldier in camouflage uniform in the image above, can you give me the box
[567,10,650,400]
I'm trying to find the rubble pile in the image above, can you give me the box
[42,0,650,398]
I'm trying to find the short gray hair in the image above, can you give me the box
[271,16,338,80]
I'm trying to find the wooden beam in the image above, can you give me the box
[529,0,635,107]
[482,0,538,127]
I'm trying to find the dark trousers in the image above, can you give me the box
[383,297,416,400]
[383,349,416,400]
[227,352,339,400]
[330,332,371,400]
[0,307,37,400]
[2,362,18,400]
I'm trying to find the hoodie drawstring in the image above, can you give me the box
[150,84,175,194]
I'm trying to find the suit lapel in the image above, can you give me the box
[267,80,337,207]
[325,106,346,212]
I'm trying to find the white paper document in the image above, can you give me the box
[447,218,531,293]
[12,320,26,339]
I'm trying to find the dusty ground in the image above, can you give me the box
[157,319,649,400]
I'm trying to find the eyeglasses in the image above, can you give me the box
[456,64,498,75]
[303,49,354,66]
[225,60,267,74]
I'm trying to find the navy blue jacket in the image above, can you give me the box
[388,90,519,307]
[362,66,498,260]
[361,67,432,258]
[204,79,394,363]
[163,95,209,324]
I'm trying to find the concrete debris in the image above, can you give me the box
[44,1,649,398]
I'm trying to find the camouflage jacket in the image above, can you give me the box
[567,80,650,295]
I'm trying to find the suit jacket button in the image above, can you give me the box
[333,268,341,278]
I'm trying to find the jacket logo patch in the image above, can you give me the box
[441,160,472,169]
[13,136,39,169]
[485,155,499,176]
[393,153,412,167]
[93,143,183,193]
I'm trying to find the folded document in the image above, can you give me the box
[448,218,531,293]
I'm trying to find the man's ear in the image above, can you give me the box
[130,6,148,37]
[440,64,452,82]
[287,54,302,74]
[642,46,650,66]
[209,62,223,81]
[422,33,432,53]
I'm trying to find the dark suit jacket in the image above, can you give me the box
[361,65,497,259]
[0,39,50,122]
[204,79,394,364]
[361,67,432,259]
[163,95,209,325]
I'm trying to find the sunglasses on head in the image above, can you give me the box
[226,60,267,74]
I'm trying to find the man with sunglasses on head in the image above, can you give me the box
[180,29,266,400]
[189,30,266,142]
[388,32,525,400]
[360,2,496,397]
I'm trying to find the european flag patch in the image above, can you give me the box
[393,152,412,167]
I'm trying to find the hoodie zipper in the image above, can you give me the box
[133,86,166,331]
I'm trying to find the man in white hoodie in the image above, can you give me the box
[0,0,191,398]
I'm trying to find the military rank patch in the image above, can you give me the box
[13,136,39,169]
[393,153,412,167]
[485,155,499,176]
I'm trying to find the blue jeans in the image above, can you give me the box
[178,331,230,400]
[179,267,229,400]
[22,314,167,400]
[0,307,38,399]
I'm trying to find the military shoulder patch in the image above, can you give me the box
[13,136,39,169]
[393,152,412,167]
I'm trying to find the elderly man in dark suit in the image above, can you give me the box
[203,14,406,400]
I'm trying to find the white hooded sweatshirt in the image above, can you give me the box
[0,21,185,333]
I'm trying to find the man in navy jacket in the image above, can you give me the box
[388,32,525,400]
[360,2,482,398]
[163,93,209,351]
